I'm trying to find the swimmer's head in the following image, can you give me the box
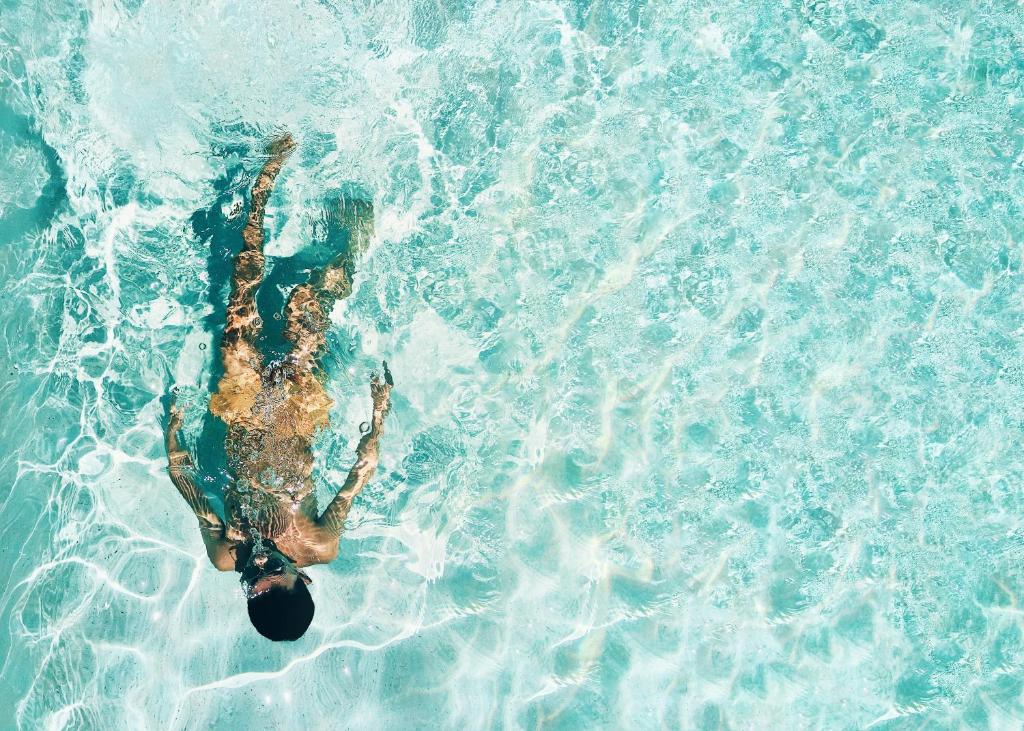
[240,543,314,641]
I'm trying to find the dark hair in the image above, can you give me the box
[246,581,314,641]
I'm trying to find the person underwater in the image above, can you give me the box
[165,134,392,641]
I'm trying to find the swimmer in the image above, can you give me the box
[164,133,392,641]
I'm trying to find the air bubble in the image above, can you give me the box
[359,422,370,435]
[199,342,207,350]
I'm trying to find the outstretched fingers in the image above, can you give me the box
[370,360,393,422]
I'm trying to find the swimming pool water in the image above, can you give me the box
[2,0,1024,728]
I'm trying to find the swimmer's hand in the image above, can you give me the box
[370,360,393,422]
[168,403,185,433]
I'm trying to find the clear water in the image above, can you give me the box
[1,1,1023,728]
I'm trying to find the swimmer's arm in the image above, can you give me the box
[315,364,393,552]
[165,406,235,571]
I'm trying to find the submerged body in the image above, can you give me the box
[164,135,391,638]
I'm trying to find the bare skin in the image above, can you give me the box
[164,134,391,579]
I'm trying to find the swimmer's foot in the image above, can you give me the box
[336,197,374,259]
[267,132,296,159]
[336,197,373,230]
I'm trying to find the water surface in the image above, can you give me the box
[1,1,1024,728]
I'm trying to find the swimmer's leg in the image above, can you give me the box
[283,198,374,373]
[210,134,295,423]
[223,134,295,352]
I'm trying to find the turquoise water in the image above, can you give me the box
[2,0,1024,728]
